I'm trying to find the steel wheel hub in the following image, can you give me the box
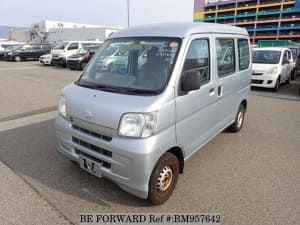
[237,111,243,128]
[156,165,173,192]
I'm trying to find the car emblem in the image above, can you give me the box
[83,110,92,120]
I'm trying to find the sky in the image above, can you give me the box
[0,0,195,28]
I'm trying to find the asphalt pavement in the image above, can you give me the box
[0,61,299,225]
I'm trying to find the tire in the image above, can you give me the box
[286,75,291,84]
[14,56,21,62]
[291,69,296,80]
[148,152,179,205]
[228,104,245,132]
[80,62,87,70]
[273,78,280,92]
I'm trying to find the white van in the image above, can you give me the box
[55,22,251,204]
[51,41,102,66]
[252,47,293,91]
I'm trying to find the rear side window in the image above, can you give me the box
[182,39,210,84]
[216,39,235,76]
[42,45,51,50]
[238,39,250,70]
[32,45,41,50]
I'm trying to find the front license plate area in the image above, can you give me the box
[79,157,102,178]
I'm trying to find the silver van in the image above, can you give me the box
[55,22,251,204]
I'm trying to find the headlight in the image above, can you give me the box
[58,96,66,117]
[267,67,278,74]
[118,112,158,138]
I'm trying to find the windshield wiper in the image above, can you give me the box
[77,82,160,95]
[123,89,160,95]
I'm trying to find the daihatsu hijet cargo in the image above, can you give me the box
[55,22,251,204]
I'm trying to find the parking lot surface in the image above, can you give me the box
[0,61,299,225]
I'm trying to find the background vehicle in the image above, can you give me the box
[257,40,300,80]
[0,44,24,59]
[5,44,51,62]
[67,45,101,70]
[55,22,251,205]
[0,42,24,59]
[51,41,102,67]
[252,47,293,91]
[39,54,53,65]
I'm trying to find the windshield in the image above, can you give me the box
[54,42,68,50]
[77,38,181,95]
[252,50,281,64]
[77,48,88,55]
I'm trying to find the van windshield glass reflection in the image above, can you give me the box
[77,38,181,94]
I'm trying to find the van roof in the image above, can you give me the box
[110,22,248,39]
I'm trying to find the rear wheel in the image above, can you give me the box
[148,152,179,205]
[228,104,245,132]
[14,56,21,62]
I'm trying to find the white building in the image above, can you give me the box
[29,20,120,43]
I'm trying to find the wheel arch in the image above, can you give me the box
[241,99,247,112]
[167,147,184,174]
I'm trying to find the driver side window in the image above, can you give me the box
[182,39,210,85]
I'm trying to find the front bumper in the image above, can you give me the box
[54,114,164,199]
[67,59,81,69]
[40,58,52,65]
[251,74,277,88]
[52,57,66,66]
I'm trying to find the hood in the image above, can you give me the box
[62,83,162,130]
[252,63,278,73]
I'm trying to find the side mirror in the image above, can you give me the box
[181,71,201,92]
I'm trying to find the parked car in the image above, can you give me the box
[55,22,251,204]
[4,44,51,61]
[0,44,24,59]
[39,54,53,65]
[285,45,300,80]
[67,45,101,70]
[51,41,102,67]
[252,47,293,91]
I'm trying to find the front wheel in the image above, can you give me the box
[14,56,21,62]
[273,78,280,92]
[228,104,245,132]
[148,152,179,205]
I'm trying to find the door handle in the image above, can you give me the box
[218,85,223,97]
[209,88,215,96]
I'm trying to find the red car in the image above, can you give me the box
[67,45,101,70]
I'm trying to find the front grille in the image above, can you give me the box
[252,73,263,76]
[75,149,111,169]
[252,79,263,84]
[72,137,112,158]
[72,124,112,142]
